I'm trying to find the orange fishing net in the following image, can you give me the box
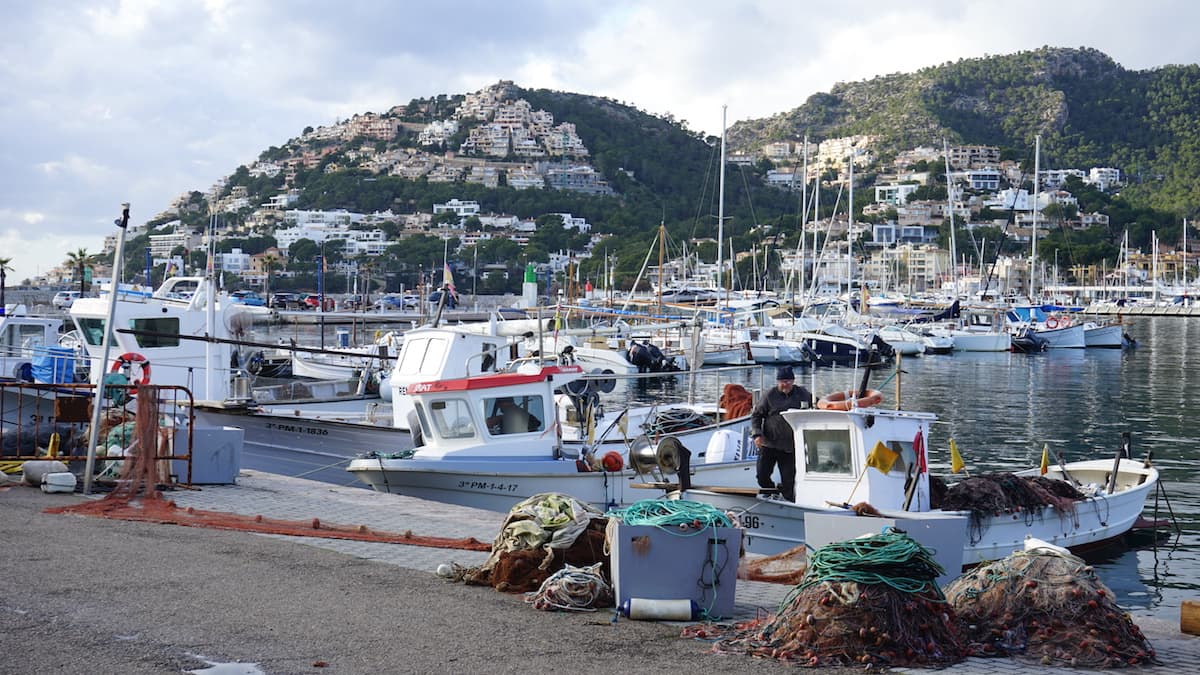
[46,386,489,552]
[720,383,754,419]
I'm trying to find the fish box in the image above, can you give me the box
[805,511,969,587]
[172,426,243,485]
[609,523,741,619]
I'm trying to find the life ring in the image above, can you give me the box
[1060,315,1073,327]
[817,389,883,411]
[1045,317,1059,329]
[601,451,624,472]
[111,352,151,386]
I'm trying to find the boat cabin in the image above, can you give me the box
[407,364,585,459]
[782,407,935,511]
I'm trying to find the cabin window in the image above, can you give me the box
[131,317,180,348]
[802,428,854,474]
[482,395,545,435]
[75,317,112,347]
[397,337,448,376]
[4,324,47,351]
[426,398,476,440]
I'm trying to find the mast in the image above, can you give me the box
[1030,134,1041,299]
[657,220,665,312]
[716,105,727,304]
[944,139,958,300]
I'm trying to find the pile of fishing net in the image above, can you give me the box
[937,473,1086,542]
[739,544,807,585]
[460,493,611,598]
[944,546,1155,667]
[690,528,967,668]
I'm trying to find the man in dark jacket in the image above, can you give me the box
[750,366,813,502]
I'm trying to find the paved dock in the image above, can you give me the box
[171,472,1200,674]
[4,470,1198,673]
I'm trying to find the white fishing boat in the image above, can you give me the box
[675,399,1160,569]
[346,362,756,512]
[0,306,77,383]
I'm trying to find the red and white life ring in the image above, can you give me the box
[1045,317,1059,329]
[817,389,884,411]
[111,352,151,386]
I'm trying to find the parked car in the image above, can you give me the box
[373,293,420,311]
[52,290,81,310]
[426,289,458,309]
[302,293,335,311]
[229,290,267,307]
[269,292,302,309]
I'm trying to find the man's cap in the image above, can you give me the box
[776,366,794,381]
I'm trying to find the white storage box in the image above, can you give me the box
[610,523,741,619]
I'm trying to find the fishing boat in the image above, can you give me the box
[673,395,1160,569]
[346,362,756,511]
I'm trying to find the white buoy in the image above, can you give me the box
[22,460,69,486]
[619,598,699,621]
[436,564,453,578]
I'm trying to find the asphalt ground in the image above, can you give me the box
[2,471,1197,674]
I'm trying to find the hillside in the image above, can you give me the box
[727,46,1200,215]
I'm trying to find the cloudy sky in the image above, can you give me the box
[2,0,1197,284]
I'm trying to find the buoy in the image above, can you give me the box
[40,472,77,494]
[619,598,700,621]
[21,460,69,486]
[1183,599,1200,636]
[436,564,454,578]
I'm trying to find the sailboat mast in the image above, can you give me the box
[657,221,665,312]
[944,139,958,299]
[1031,134,1041,299]
[717,105,727,301]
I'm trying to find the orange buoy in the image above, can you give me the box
[601,451,624,472]
[817,389,884,411]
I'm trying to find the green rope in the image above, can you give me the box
[606,499,733,532]
[788,528,947,606]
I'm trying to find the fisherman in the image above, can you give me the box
[487,397,541,434]
[750,366,814,502]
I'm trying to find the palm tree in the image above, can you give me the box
[0,256,12,315]
[261,254,280,299]
[65,248,92,296]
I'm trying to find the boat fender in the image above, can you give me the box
[620,598,699,621]
[817,389,883,411]
[41,472,77,494]
[601,451,624,472]
[22,460,70,486]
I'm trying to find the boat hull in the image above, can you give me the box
[348,457,758,512]
[676,458,1158,569]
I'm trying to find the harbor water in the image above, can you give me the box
[251,314,1200,623]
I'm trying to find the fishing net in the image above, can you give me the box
[938,473,1085,544]
[944,548,1156,667]
[739,544,808,585]
[49,388,490,551]
[688,529,967,668]
[460,493,611,594]
[719,383,754,419]
[524,562,613,611]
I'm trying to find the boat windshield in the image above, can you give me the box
[802,428,856,475]
[398,336,449,376]
[131,317,181,348]
[426,398,477,440]
[482,395,546,435]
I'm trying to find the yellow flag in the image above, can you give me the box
[47,432,61,458]
[866,441,899,475]
[949,438,965,474]
[1040,443,1050,475]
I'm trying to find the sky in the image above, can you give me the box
[3,0,1198,285]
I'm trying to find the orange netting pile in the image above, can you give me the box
[740,544,808,585]
[45,386,489,552]
[720,384,754,419]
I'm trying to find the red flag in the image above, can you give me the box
[442,262,457,298]
[914,429,926,474]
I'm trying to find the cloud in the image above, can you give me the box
[1,0,1197,284]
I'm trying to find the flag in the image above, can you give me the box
[865,441,899,475]
[914,429,927,474]
[1040,443,1050,475]
[442,262,457,298]
[950,438,965,474]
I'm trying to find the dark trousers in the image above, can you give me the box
[756,446,796,502]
